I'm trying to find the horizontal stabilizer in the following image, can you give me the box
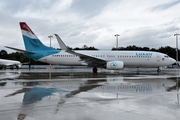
[5,46,35,54]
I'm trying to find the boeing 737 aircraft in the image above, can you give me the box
[5,22,176,73]
[0,59,21,69]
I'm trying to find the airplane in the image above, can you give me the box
[0,58,21,69]
[5,22,176,73]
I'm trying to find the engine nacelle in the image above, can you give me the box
[106,61,124,70]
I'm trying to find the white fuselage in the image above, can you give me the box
[0,59,21,67]
[39,50,175,68]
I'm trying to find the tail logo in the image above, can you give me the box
[110,62,117,68]
[20,22,34,35]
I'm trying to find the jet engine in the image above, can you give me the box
[106,61,124,70]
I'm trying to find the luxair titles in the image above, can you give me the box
[136,52,152,56]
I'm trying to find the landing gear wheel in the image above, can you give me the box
[92,67,98,73]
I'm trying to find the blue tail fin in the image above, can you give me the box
[20,22,54,51]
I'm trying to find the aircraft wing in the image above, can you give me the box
[5,46,35,54]
[75,51,106,66]
[54,34,107,67]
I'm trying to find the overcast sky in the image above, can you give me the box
[0,0,180,53]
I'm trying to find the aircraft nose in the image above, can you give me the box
[170,58,176,64]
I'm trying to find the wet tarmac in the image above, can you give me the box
[0,68,179,120]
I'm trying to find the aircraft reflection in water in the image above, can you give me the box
[0,72,21,80]
[3,75,180,119]
[0,72,21,86]
[166,77,180,106]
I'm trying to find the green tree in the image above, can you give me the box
[0,50,8,59]
[157,46,176,59]
[73,46,98,50]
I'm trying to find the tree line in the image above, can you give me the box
[0,45,179,65]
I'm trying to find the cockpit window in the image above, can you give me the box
[164,55,169,58]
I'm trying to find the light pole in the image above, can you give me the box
[48,35,53,69]
[115,34,120,50]
[48,35,53,47]
[174,33,180,63]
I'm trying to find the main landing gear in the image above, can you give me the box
[92,67,98,73]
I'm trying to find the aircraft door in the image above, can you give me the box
[157,54,160,62]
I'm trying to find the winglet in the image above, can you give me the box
[54,34,68,50]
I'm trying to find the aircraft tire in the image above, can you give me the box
[93,67,98,73]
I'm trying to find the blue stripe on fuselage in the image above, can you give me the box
[24,50,60,60]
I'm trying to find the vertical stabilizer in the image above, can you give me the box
[20,22,53,51]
